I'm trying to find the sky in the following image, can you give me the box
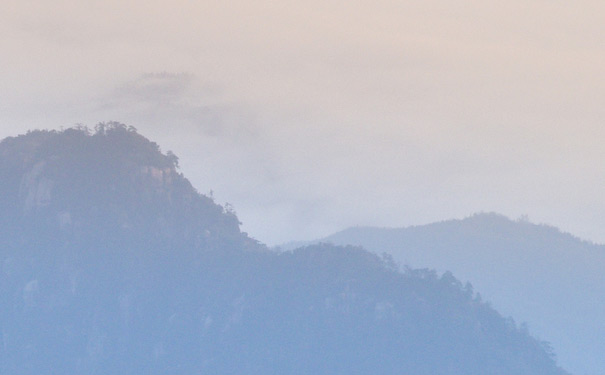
[1,0,603,245]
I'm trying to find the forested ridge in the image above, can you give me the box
[0,125,568,374]
[313,214,605,374]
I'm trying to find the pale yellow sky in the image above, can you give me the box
[1,0,604,250]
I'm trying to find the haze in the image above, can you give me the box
[1,0,603,245]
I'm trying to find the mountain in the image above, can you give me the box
[0,125,568,374]
[312,213,605,375]
[0,123,257,253]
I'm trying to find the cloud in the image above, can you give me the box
[109,73,197,106]
[97,73,259,139]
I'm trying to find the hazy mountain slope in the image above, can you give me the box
[317,213,605,375]
[0,127,568,374]
[0,124,256,253]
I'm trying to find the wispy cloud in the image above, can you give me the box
[98,73,258,139]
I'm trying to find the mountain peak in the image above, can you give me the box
[0,123,259,252]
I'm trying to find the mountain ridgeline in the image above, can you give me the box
[0,125,568,374]
[313,214,605,375]
[0,124,252,253]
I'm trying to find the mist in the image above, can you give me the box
[1,0,603,245]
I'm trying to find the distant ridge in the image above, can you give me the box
[311,212,605,375]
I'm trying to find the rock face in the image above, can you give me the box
[0,125,569,375]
